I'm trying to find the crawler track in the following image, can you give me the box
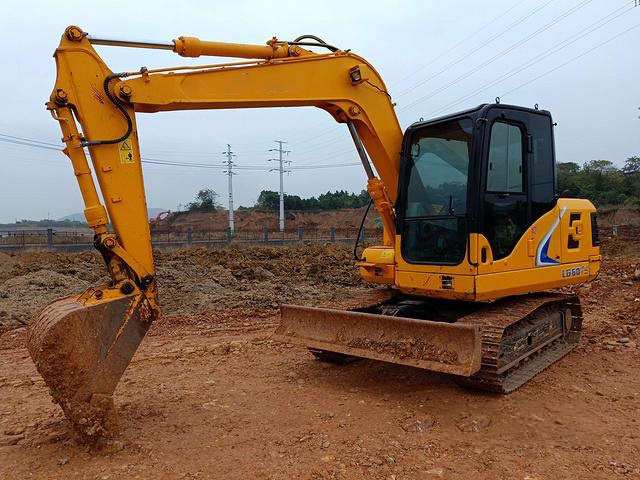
[457,293,583,393]
[312,292,583,393]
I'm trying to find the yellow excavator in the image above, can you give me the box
[28,26,601,438]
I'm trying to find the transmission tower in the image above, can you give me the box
[222,144,237,232]
[268,140,291,232]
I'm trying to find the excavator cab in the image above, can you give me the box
[397,103,556,271]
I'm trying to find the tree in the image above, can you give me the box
[255,190,280,210]
[254,189,370,211]
[557,162,582,197]
[556,157,640,206]
[187,189,220,212]
[623,156,640,175]
[582,159,616,174]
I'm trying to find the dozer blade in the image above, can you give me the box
[27,292,154,439]
[275,305,482,376]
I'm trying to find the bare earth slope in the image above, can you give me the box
[0,244,638,479]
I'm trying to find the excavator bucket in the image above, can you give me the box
[275,305,482,376]
[27,292,154,439]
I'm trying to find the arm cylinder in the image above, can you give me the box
[88,32,292,59]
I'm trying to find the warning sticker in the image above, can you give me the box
[119,140,134,164]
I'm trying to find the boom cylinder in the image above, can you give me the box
[173,36,290,59]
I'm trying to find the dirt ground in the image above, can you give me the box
[0,242,639,479]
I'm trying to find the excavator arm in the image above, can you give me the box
[28,25,403,439]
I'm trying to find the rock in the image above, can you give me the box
[321,441,330,449]
[455,414,491,432]
[618,337,631,344]
[3,427,24,436]
[634,268,640,281]
[57,457,69,466]
[624,341,637,349]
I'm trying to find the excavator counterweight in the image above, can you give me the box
[27,26,600,438]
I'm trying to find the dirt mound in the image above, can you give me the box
[0,270,90,329]
[154,207,380,233]
[0,244,367,330]
[154,244,367,316]
[0,252,18,280]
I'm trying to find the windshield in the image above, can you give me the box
[404,117,473,218]
[401,117,473,265]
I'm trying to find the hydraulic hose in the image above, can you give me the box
[82,72,133,147]
[290,35,339,52]
[354,199,373,261]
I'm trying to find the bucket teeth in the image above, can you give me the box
[27,293,155,439]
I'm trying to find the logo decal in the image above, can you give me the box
[536,206,567,266]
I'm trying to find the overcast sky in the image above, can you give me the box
[0,0,638,223]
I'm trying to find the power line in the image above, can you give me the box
[429,2,637,116]
[394,0,556,99]
[398,0,595,113]
[0,133,60,147]
[389,0,530,88]
[500,22,640,97]
[0,134,361,171]
[0,136,62,151]
[232,0,557,152]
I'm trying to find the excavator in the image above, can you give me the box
[28,26,601,438]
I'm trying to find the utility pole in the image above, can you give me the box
[268,140,291,232]
[222,144,236,233]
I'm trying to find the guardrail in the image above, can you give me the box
[0,226,384,252]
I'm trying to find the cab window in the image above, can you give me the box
[487,122,523,193]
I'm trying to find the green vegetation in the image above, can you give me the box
[255,190,370,211]
[557,156,639,206]
[187,189,220,212]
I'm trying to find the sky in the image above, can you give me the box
[0,0,638,223]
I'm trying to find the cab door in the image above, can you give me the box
[478,109,531,269]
